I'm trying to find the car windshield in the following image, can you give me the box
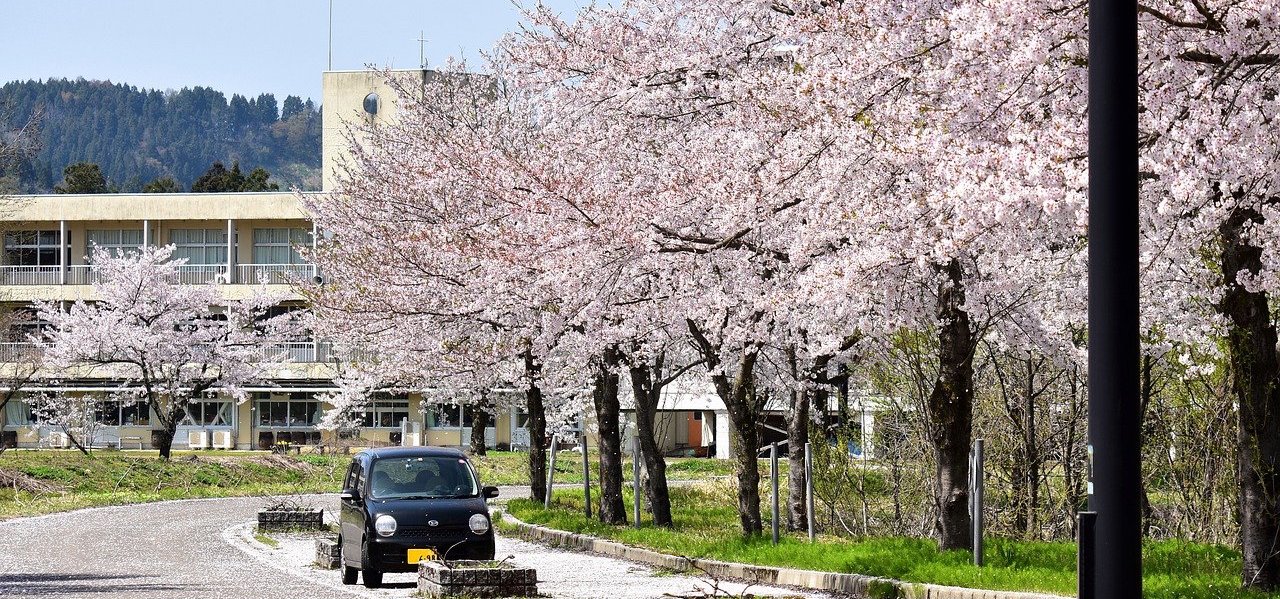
[368,456,478,500]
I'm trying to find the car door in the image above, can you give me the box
[340,458,366,563]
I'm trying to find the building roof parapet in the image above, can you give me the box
[0,192,319,222]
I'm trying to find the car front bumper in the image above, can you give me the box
[369,531,496,572]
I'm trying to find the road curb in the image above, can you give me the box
[500,512,1071,599]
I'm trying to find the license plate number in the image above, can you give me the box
[407,548,437,563]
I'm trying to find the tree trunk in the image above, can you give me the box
[729,390,763,536]
[524,349,548,504]
[629,360,672,527]
[928,258,976,551]
[593,347,627,524]
[1024,357,1040,538]
[1219,206,1280,591]
[786,348,810,531]
[470,397,490,456]
[687,320,764,535]
[154,428,174,460]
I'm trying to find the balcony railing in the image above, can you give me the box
[0,266,61,285]
[0,342,41,362]
[236,264,316,285]
[0,264,313,285]
[258,342,336,363]
[0,341,359,364]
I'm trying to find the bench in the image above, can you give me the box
[121,435,144,450]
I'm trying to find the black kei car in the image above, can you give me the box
[338,446,500,588]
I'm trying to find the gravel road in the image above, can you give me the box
[0,492,834,599]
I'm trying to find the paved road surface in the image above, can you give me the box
[0,492,831,599]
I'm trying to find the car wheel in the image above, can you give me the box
[361,540,382,588]
[339,537,358,585]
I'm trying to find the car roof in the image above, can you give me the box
[359,446,468,461]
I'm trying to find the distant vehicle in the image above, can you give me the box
[338,446,500,588]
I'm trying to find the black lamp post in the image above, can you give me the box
[1086,0,1142,597]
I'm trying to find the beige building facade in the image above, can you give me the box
[0,70,527,452]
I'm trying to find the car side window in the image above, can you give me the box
[344,462,358,491]
[355,461,366,496]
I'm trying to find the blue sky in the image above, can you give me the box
[0,1,587,102]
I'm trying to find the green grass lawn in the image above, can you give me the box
[471,450,772,486]
[0,449,747,519]
[505,484,1275,599]
[0,449,350,519]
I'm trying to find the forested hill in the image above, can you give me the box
[0,78,321,193]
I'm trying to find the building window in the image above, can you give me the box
[252,228,312,264]
[5,396,35,426]
[362,395,410,428]
[86,229,143,259]
[426,404,491,429]
[4,230,62,266]
[94,400,150,426]
[169,229,228,265]
[181,401,231,426]
[255,392,321,427]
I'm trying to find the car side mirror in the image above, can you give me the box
[483,486,500,499]
[339,489,360,502]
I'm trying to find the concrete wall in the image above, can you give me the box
[322,70,433,191]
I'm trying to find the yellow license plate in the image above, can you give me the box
[407,548,437,563]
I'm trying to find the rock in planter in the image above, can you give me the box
[257,509,325,531]
[418,560,537,598]
[314,537,341,569]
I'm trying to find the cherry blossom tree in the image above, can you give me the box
[28,392,106,455]
[38,246,284,459]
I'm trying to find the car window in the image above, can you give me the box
[344,462,358,491]
[368,456,479,499]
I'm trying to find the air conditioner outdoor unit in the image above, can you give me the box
[211,430,233,450]
[48,431,69,449]
[188,430,209,450]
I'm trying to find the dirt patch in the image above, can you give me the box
[245,454,318,473]
[0,468,66,495]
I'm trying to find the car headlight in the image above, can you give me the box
[469,513,490,535]
[375,514,397,537]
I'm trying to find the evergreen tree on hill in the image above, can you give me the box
[53,162,111,194]
[141,176,181,193]
[0,78,320,192]
[190,160,278,192]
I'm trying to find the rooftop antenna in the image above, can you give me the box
[327,0,334,70]
[417,31,428,69]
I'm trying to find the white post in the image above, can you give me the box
[805,441,815,542]
[545,435,558,509]
[632,434,641,528]
[58,220,66,284]
[771,442,780,545]
[142,219,149,248]
[580,427,592,519]
[226,219,235,284]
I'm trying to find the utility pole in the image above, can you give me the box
[417,31,428,69]
[1086,0,1141,596]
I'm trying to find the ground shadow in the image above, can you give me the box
[0,572,193,595]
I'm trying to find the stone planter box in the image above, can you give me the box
[418,560,537,598]
[256,509,325,531]
[314,538,341,569]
